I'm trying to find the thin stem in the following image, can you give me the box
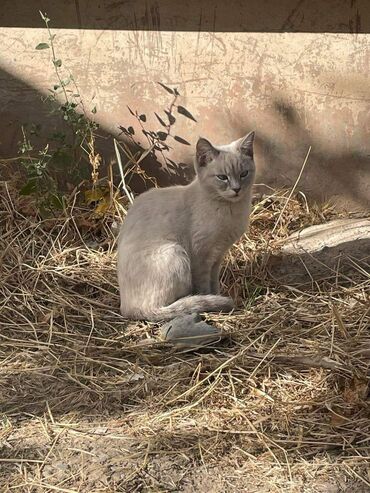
[40,12,69,104]
[114,138,134,204]
[271,146,311,235]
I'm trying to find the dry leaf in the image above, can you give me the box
[343,376,369,404]
[85,187,106,204]
[329,411,348,427]
[94,197,111,216]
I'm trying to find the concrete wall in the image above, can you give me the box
[1,1,369,210]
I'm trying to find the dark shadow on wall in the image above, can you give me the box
[229,94,370,210]
[269,98,370,209]
[0,66,192,192]
[0,0,369,33]
[1,64,369,209]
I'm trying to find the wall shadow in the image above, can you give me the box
[1,64,369,209]
[0,65,191,192]
[0,0,369,33]
[229,94,370,210]
[270,97,370,209]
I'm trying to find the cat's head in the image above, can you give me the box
[195,131,256,202]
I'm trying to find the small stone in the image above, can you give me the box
[268,218,370,286]
[55,462,69,471]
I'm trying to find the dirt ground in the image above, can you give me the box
[1,184,369,492]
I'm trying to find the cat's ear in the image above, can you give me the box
[237,131,255,158]
[196,137,219,167]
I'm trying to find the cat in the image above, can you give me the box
[117,131,256,321]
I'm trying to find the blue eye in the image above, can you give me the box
[216,174,228,181]
[240,170,249,178]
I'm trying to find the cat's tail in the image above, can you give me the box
[145,295,234,321]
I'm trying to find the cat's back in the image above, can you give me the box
[125,184,187,219]
[119,184,190,243]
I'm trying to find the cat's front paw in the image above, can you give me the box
[217,296,234,313]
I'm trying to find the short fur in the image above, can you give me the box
[117,131,256,321]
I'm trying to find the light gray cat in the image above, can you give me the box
[117,131,256,321]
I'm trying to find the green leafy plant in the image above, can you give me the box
[18,11,100,216]
[17,13,198,218]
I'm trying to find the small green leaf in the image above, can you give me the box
[35,42,50,50]
[53,59,62,67]
[38,205,51,219]
[177,105,197,122]
[49,193,64,210]
[91,106,97,114]
[128,126,135,135]
[157,82,174,95]
[139,114,146,122]
[20,180,37,196]
[174,135,191,146]
[53,149,71,167]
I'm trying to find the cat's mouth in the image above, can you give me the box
[226,193,243,201]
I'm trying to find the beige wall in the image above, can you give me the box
[1,1,369,210]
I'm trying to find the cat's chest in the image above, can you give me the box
[191,207,248,253]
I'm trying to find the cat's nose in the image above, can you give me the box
[232,187,241,194]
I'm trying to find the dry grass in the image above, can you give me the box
[0,181,369,493]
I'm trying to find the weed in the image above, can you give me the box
[16,13,198,218]
[18,11,99,216]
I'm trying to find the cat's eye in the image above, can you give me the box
[240,170,249,178]
[216,174,228,181]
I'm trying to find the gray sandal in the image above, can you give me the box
[159,313,222,348]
